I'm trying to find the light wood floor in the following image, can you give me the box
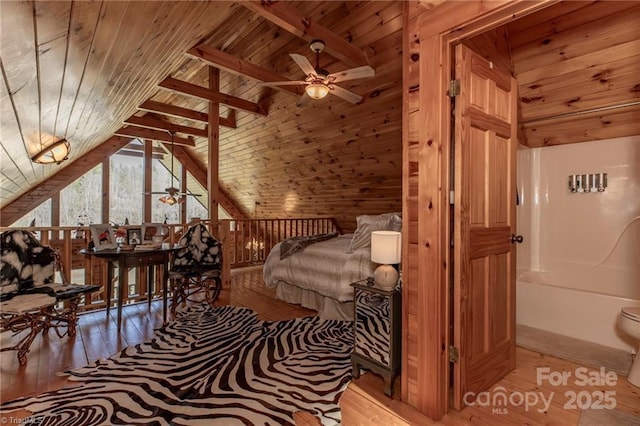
[1,266,639,425]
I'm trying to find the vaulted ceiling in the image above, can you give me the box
[1,1,403,230]
[1,1,638,230]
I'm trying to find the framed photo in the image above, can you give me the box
[90,224,116,251]
[127,228,142,245]
[142,223,163,242]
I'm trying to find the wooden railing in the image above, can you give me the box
[226,218,340,267]
[0,217,339,313]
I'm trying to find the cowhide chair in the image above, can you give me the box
[169,223,222,313]
[0,229,99,365]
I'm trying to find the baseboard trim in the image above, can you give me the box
[516,324,632,376]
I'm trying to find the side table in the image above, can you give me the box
[350,279,402,396]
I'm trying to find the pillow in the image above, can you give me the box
[386,213,402,232]
[347,213,395,253]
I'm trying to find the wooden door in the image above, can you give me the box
[452,44,518,408]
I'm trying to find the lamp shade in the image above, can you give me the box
[305,83,329,99]
[370,231,401,264]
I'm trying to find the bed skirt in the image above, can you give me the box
[275,281,354,321]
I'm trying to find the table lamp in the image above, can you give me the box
[371,231,401,290]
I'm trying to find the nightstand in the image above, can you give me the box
[350,279,402,396]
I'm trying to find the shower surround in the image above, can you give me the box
[516,136,640,351]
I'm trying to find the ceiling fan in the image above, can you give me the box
[144,131,202,205]
[261,39,375,105]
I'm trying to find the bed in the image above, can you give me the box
[263,213,401,321]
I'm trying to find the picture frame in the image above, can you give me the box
[89,224,117,251]
[142,223,163,242]
[127,228,142,245]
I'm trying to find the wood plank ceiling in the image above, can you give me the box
[0,1,404,230]
[1,1,638,229]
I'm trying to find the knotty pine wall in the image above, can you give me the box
[150,1,405,233]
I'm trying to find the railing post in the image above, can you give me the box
[62,229,73,284]
[218,220,232,288]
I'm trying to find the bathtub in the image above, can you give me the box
[516,270,640,352]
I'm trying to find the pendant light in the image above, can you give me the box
[159,132,185,205]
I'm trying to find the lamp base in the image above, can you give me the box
[373,264,399,290]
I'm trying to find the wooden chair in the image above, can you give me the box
[0,229,99,365]
[169,223,222,314]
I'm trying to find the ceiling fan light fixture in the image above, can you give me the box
[159,195,184,205]
[305,83,329,99]
[32,139,70,165]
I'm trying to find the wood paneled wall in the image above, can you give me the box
[505,1,640,147]
[148,1,405,232]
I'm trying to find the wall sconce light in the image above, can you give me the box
[371,231,402,290]
[31,139,70,165]
[568,173,607,193]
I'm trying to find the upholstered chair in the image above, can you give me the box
[169,223,222,313]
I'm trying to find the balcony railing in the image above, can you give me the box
[0,217,339,313]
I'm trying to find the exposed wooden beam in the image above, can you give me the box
[0,136,246,226]
[123,143,166,155]
[208,67,220,223]
[187,44,303,96]
[143,140,152,223]
[0,137,131,226]
[102,157,109,223]
[226,109,236,129]
[124,116,208,138]
[114,126,195,146]
[158,77,267,116]
[138,100,236,129]
[241,0,368,68]
[180,162,188,223]
[139,100,208,122]
[117,150,164,160]
[168,144,248,220]
[51,193,60,227]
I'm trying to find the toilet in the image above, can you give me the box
[619,307,640,387]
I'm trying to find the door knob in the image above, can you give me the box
[511,234,524,244]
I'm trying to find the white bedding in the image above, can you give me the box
[263,234,375,303]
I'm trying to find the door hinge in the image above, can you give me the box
[449,79,460,97]
[449,345,459,363]
[449,190,455,205]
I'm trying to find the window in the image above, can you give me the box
[151,150,181,224]
[60,164,102,226]
[109,153,143,224]
[9,199,52,228]
[186,172,207,221]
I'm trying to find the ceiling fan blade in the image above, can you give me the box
[290,53,316,77]
[328,65,375,83]
[257,80,307,87]
[144,190,201,196]
[330,85,363,104]
[296,93,312,107]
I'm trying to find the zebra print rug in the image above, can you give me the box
[0,304,354,425]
